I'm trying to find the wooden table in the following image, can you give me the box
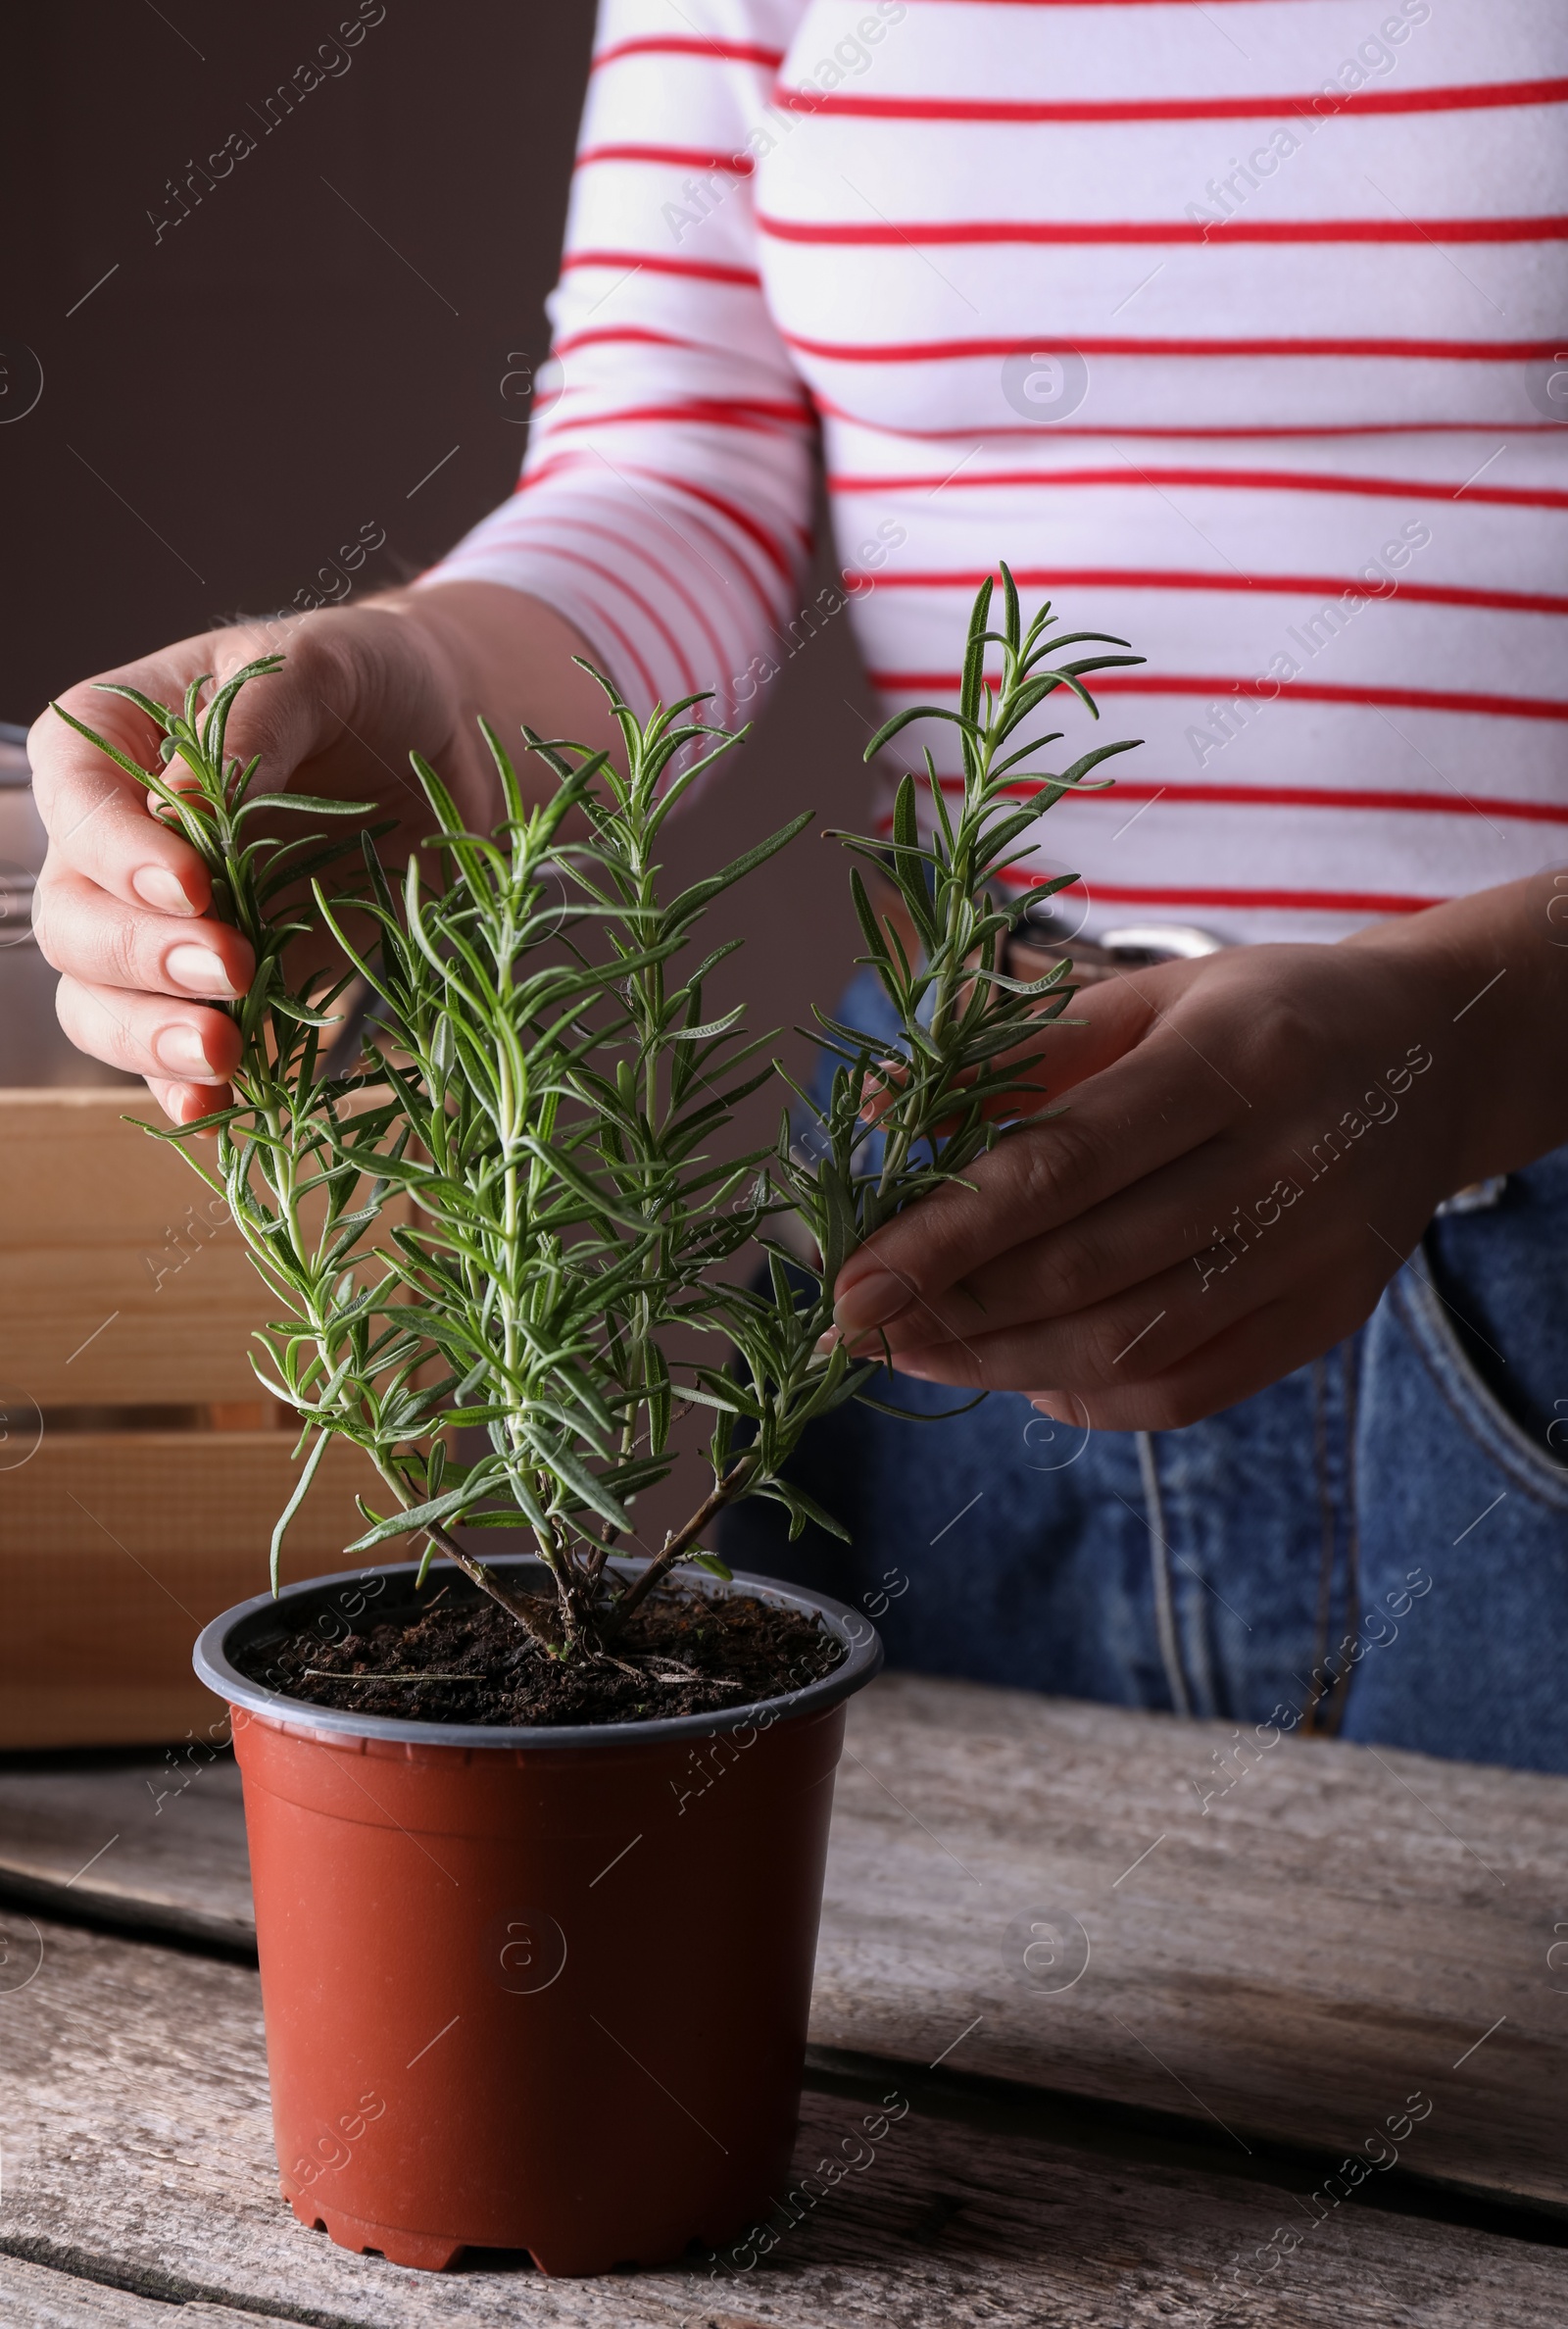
[2,1673,1566,2326]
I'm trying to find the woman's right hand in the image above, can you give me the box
[28,584,612,1125]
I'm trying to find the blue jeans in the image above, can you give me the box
[720,981,1568,1773]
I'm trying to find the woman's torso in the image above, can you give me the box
[756,0,1568,943]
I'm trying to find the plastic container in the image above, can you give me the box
[194,1556,881,2274]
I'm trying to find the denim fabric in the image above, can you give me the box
[721,976,1568,1773]
[1344,1161,1568,1771]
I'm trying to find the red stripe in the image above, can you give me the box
[812,390,1563,441]
[516,458,795,629]
[760,211,1568,248]
[526,562,661,708]
[867,829,1440,914]
[1103,674,1568,722]
[870,670,1568,721]
[791,329,1557,363]
[829,464,1568,511]
[522,515,731,693]
[578,142,755,176]
[900,1,1435,6]
[623,467,802,586]
[900,1,1324,7]
[562,248,761,288]
[769,74,1568,124]
[524,540,696,699]
[552,325,701,359]
[853,567,1568,618]
[594,36,783,71]
[936,773,1568,824]
[544,398,813,439]
[1026,878,1441,915]
[643,495,786,634]
[902,1,1430,7]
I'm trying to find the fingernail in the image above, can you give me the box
[155,1022,214,1076]
[832,1265,912,1337]
[133,866,195,914]
[165,943,238,998]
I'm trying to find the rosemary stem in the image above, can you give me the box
[610,1452,759,1629]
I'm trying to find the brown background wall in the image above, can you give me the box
[1,0,877,1559]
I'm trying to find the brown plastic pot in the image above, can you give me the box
[193,1555,881,2275]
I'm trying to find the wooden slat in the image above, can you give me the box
[0,1759,250,1948]
[809,1676,1568,2217]
[0,1431,383,1747]
[2,1674,1563,2218]
[0,2255,254,2328]
[0,1090,224,1247]
[0,1242,279,1408]
[0,1091,266,1405]
[0,1089,404,1405]
[3,1913,1564,2327]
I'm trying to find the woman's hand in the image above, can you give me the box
[28,584,614,1125]
[829,876,1568,1429]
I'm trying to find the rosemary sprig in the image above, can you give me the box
[702,566,1145,1540]
[51,569,1144,1669]
[49,666,550,1641]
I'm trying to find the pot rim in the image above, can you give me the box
[193,1553,883,1749]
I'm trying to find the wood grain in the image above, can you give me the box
[0,1431,383,1747]
[0,1089,403,1748]
[0,2255,254,2328]
[3,1673,1563,2217]
[810,1675,1568,2216]
[0,1758,251,1949]
[2,1913,1563,2328]
[0,1091,281,1406]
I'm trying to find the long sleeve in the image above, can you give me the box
[419,0,817,728]
[423,0,1566,949]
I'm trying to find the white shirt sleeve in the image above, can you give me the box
[418,0,816,730]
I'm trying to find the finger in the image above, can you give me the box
[886,1274,1201,1399]
[28,623,347,911]
[1027,1297,1344,1431]
[855,970,1163,1134]
[145,1074,233,1134]
[832,1003,1240,1340]
[29,686,212,918]
[34,866,254,999]
[856,1128,1300,1357]
[54,972,242,1088]
[1024,966,1180,1097]
[880,1208,1370,1398]
[856,1060,905,1126]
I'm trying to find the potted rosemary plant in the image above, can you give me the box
[55,571,1141,2274]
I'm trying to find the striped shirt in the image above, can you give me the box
[422,0,1568,945]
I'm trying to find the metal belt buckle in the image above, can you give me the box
[1012,906,1228,977]
[1094,922,1228,966]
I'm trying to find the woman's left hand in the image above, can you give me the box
[828,873,1568,1430]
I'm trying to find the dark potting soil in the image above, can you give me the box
[236,1583,846,1727]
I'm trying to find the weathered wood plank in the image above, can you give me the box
[0,1090,282,1407]
[3,1915,1564,2328]
[0,1086,415,1749]
[0,1757,251,1949]
[0,1433,384,1748]
[5,1674,1564,2210]
[0,1090,405,1409]
[0,2254,254,2327]
[809,1675,1568,2215]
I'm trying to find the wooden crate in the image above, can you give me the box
[0,1091,386,1746]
